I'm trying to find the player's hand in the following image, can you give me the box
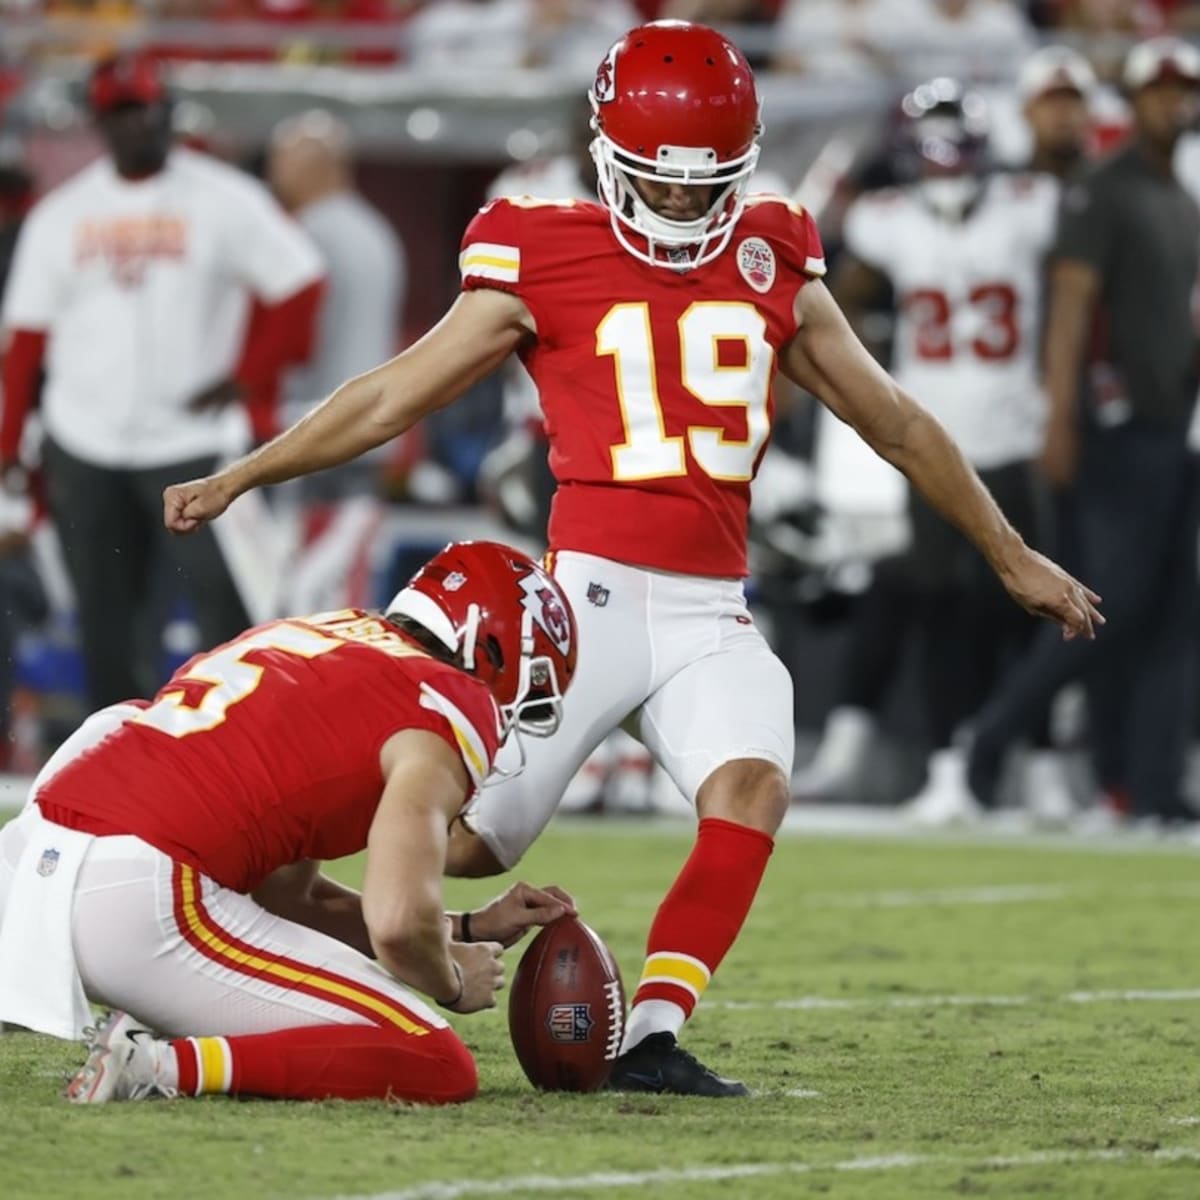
[469,882,577,949]
[999,545,1104,641]
[1038,415,1079,489]
[163,474,234,535]
[188,378,244,414]
[446,940,505,1013]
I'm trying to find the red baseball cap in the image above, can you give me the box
[88,53,168,114]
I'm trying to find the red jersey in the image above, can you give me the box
[37,610,501,893]
[459,195,826,576]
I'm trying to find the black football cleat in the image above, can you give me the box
[606,1032,749,1098]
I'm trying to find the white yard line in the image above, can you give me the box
[709,987,1200,1012]
[337,1146,1200,1200]
[620,880,1200,912]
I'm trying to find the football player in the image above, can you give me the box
[164,23,1102,1096]
[0,541,578,1104]
[802,79,1062,823]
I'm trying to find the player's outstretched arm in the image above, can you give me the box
[163,287,533,533]
[364,729,504,1013]
[781,281,1104,641]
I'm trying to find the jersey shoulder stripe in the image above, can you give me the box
[419,682,496,788]
[459,240,521,285]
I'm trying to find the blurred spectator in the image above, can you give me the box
[968,37,1200,826]
[0,52,324,709]
[0,146,47,770]
[906,0,1036,80]
[269,110,403,440]
[655,1,780,16]
[1056,0,1165,81]
[795,80,1058,821]
[267,108,404,612]
[406,0,637,73]
[774,0,923,79]
[1017,44,1097,177]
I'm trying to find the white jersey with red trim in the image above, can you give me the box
[1,148,323,468]
[843,172,1057,469]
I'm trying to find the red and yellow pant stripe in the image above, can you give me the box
[170,864,431,1036]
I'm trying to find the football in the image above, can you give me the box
[508,915,626,1092]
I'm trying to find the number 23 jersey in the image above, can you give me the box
[842,173,1058,470]
[460,196,827,577]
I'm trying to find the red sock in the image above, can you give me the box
[626,817,773,1041]
[170,1025,477,1103]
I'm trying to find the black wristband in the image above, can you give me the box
[436,961,465,1010]
[460,911,474,943]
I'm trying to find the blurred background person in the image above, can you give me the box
[906,0,1036,80]
[968,37,1200,829]
[406,0,638,74]
[773,0,922,79]
[267,108,405,614]
[1016,44,1098,177]
[0,143,46,771]
[0,52,324,711]
[794,79,1059,824]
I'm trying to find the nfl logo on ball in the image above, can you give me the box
[546,1003,594,1043]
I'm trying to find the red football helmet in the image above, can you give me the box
[385,541,577,748]
[590,21,761,269]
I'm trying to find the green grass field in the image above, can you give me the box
[3,817,1200,1200]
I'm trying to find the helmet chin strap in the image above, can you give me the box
[461,603,481,670]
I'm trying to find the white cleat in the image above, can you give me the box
[904,748,983,827]
[65,1011,174,1104]
[792,707,875,801]
[1023,750,1077,829]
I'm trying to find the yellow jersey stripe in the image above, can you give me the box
[461,254,520,271]
[451,720,487,781]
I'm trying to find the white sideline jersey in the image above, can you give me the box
[1,148,324,469]
[843,173,1058,469]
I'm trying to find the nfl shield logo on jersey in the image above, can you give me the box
[546,1003,594,1043]
[586,582,610,608]
[737,237,776,293]
[36,848,60,877]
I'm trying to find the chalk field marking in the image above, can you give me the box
[620,881,1200,912]
[338,1146,1200,1200]
[710,988,1200,1013]
[1169,1117,1200,1127]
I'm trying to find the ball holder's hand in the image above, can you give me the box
[445,941,505,1014]
[469,882,578,949]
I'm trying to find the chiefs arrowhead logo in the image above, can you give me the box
[593,44,619,104]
